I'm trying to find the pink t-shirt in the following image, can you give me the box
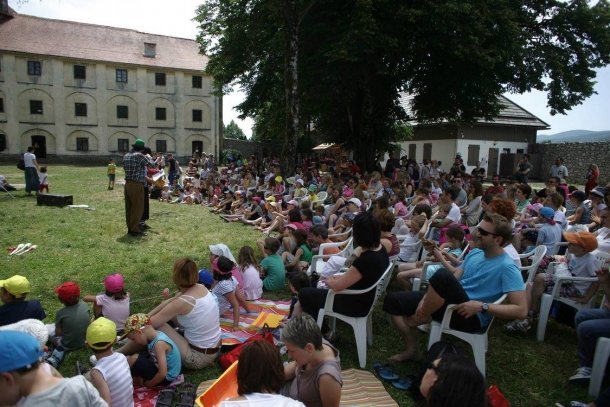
[394,201,408,217]
[95,294,130,330]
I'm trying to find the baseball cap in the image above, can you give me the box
[122,313,151,338]
[275,176,283,183]
[86,317,117,350]
[132,139,145,150]
[0,331,43,373]
[591,187,606,198]
[539,207,555,219]
[252,196,262,203]
[55,281,80,302]
[295,178,304,186]
[526,203,543,214]
[0,275,30,297]
[198,269,214,286]
[570,190,586,201]
[563,231,598,253]
[104,273,124,293]
[265,195,276,202]
[312,215,323,225]
[287,199,299,207]
[308,184,317,192]
[348,198,362,208]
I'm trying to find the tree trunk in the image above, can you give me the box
[281,0,299,176]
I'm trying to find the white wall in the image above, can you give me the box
[456,139,529,175]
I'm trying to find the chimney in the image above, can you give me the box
[144,42,156,58]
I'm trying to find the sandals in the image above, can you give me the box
[174,383,198,407]
[373,362,418,392]
[155,389,176,407]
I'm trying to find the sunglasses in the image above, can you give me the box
[477,227,498,237]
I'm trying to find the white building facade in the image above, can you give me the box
[0,7,221,160]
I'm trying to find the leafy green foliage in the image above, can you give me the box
[224,119,247,140]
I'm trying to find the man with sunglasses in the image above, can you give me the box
[383,213,527,362]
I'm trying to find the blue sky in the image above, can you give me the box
[8,0,610,137]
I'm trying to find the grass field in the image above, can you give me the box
[0,164,597,406]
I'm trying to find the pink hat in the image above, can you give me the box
[343,187,353,197]
[104,273,125,293]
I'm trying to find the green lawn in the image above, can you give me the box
[0,164,596,406]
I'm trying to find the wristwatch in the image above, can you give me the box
[481,302,489,313]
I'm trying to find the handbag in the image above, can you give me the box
[218,325,275,370]
[17,159,25,171]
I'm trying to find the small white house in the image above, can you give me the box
[397,94,549,177]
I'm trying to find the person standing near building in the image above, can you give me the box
[515,154,533,184]
[23,146,39,195]
[123,139,155,237]
[167,153,177,188]
[549,157,569,181]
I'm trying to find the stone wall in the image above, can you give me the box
[534,142,610,186]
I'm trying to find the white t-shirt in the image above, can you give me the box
[446,203,461,223]
[240,264,263,300]
[503,244,522,267]
[23,152,37,168]
[221,393,305,407]
[595,227,610,254]
[92,352,134,407]
[398,232,420,262]
[567,252,599,294]
[95,294,130,330]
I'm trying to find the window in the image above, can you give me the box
[27,60,41,76]
[76,137,89,152]
[467,144,480,166]
[0,134,5,152]
[192,75,202,89]
[73,65,86,80]
[516,148,525,154]
[192,109,202,122]
[423,143,432,161]
[118,138,129,152]
[156,140,167,153]
[155,72,166,86]
[30,100,43,115]
[0,98,3,113]
[74,103,87,117]
[408,144,416,160]
[155,107,166,121]
[116,69,128,83]
[116,105,128,119]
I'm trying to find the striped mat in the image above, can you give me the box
[195,368,398,407]
[220,299,291,346]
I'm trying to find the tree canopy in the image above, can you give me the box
[196,0,610,172]
[224,119,248,140]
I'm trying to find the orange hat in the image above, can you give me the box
[563,231,598,253]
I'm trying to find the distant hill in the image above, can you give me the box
[537,129,610,143]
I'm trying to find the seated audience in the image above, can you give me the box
[0,275,46,326]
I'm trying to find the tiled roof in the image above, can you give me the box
[0,12,208,71]
[398,93,550,129]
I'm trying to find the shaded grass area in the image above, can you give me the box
[0,165,595,406]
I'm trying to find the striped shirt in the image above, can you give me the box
[92,352,134,407]
[123,152,154,183]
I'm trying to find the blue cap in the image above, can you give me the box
[312,215,323,225]
[198,269,214,286]
[540,207,555,219]
[0,331,43,373]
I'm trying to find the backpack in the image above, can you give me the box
[17,159,25,171]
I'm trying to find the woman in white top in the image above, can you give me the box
[119,258,221,369]
[221,340,305,407]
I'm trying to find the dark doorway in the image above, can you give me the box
[31,135,47,158]
[487,148,498,177]
[192,141,203,156]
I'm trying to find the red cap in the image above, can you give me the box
[55,281,80,303]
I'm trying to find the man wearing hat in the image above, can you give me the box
[122,138,156,237]
[0,331,106,406]
[0,275,46,326]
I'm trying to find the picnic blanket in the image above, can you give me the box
[195,368,398,407]
[133,374,185,407]
[220,299,291,346]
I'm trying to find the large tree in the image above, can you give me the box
[196,0,610,172]
[224,119,247,140]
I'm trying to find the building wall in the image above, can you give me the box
[0,52,220,160]
[535,142,610,186]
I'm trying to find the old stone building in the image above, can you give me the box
[0,4,221,161]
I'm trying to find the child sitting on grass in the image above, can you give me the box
[505,231,600,333]
[212,256,243,331]
[122,313,181,387]
[83,273,130,332]
[395,225,465,290]
[237,246,263,301]
[258,237,287,291]
[0,275,46,326]
[287,271,311,318]
[46,281,91,368]
[282,229,314,272]
[84,317,133,406]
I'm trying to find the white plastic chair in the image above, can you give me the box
[317,191,328,202]
[589,317,610,398]
[412,243,469,292]
[307,237,354,276]
[536,251,610,342]
[518,245,547,285]
[316,261,395,368]
[427,294,507,377]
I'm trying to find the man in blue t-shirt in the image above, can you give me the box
[383,213,527,362]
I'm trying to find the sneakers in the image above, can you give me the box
[504,319,531,333]
[75,361,89,376]
[46,346,65,368]
[568,366,592,384]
